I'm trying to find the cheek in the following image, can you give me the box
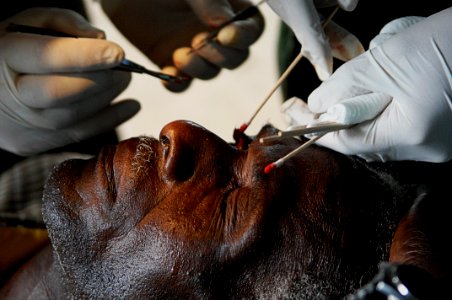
[142,190,220,238]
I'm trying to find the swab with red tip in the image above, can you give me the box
[264,133,326,174]
[238,50,304,136]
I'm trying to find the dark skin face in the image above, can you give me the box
[42,120,411,299]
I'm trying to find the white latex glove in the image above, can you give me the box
[308,8,452,163]
[266,0,359,80]
[0,8,140,156]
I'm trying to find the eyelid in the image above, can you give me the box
[234,150,258,187]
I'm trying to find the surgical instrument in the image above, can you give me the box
[6,23,187,83]
[262,122,351,174]
[259,122,351,143]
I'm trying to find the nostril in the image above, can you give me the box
[166,147,195,182]
[160,134,170,157]
[233,128,252,150]
[161,132,196,182]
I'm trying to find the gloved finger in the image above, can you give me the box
[312,105,395,161]
[185,0,237,27]
[192,32,249,69]
[336,0,359,11]
[308,54,370,113]
[11,100,141,156]
[186,0,264,37]
[266,0,333,80]
[280,97,319,127]
[58,99,140,145]
[317,92,392,125]
[369,16,425,49]
[313,97,409,162]
[161,66,192,93]
[1,34,124,73]
[173,47,220,80]
[13,72,131,129]
[313,0,358,11]
[324,20,364,62]
[16,70,131,108]
[216,12,264,50]
[302,21,333,81]
[3,7,105,39]
[312,119,380,159]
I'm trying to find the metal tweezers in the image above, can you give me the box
[261,122,352,173]
[260,122,351,143]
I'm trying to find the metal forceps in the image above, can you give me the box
[114,58,187,82]
[6,23,186,83]
[260,122,352,174]
[191,0,264,52]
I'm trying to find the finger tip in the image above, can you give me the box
[163,80,192,93]
[314,65,332,81]
[126,99,142,114]
[173,47,220,80]
[302,49,333,81]
[217,26,237,45]
[115,99,141,122]
[161,66,192,93]
[173,47,194,66]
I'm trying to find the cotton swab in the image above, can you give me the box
[263,133,326,174]
[261,123,348,174]
[234,5,340,138]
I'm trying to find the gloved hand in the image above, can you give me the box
[307,8,452,162]
[0,8,140,156]
[101,0,264,92]
[266,0,359,80]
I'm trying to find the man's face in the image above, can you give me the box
[42,120,396,299]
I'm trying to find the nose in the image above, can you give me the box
[159,120,236,182]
